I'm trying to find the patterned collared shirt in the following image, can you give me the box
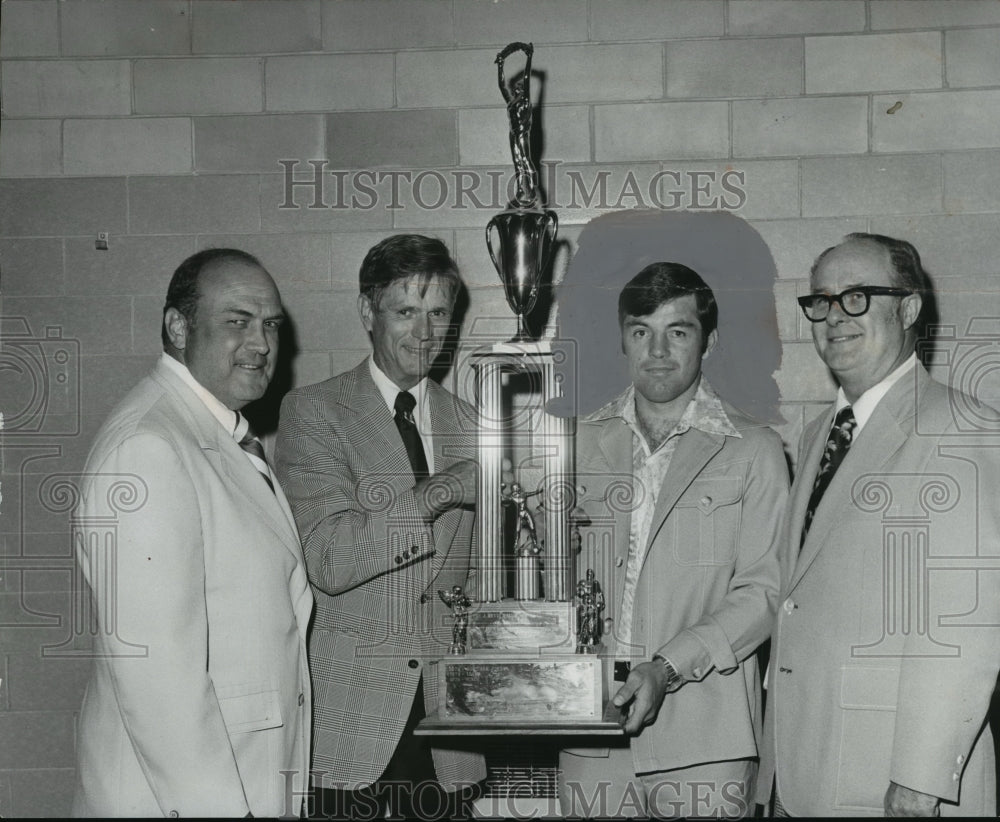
[586,378,740,655]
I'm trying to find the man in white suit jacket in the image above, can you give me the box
[759,234,1000,816]
[72,249,313,817]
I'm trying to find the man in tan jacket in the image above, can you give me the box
[560,262,787,818]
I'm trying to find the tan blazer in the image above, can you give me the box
[274,359,485,790]
[759,364,1000,816]
[72,358,313,818]
[570,400,787,774]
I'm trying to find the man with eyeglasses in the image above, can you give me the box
[757,233,1000,817]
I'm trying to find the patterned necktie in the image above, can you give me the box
[800,405,857,547]
[394,390,429,480]
[237,420,275,494]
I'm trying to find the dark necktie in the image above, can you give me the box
[800,405,857,547]
[237,423,276,494]
[394,390,429,480]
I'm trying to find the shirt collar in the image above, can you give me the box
[834,352,917,431]
[368,355,429,418]
[160,352,242,438]
[586,377,741,439]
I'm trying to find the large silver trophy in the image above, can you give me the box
[420,44,616,735]
[486,42,559,343]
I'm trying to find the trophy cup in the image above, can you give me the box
[486,42,559,344]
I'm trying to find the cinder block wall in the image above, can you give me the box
[3,1,1000,815]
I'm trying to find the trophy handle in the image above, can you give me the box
[542,209,559,267]
[486,216,502,274]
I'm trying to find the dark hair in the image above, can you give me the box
[618,262,718,351]
[812,232,928,295]
[161,248,264,348]
[359,234,461,309]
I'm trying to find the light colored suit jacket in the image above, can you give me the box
[759,364,1000,816]
[274,359,486,789]
[72,358,313,818]
[570,399,786,774]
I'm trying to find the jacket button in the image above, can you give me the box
[615,557,624,567]
[169,812,179,819]
[783,599,795,614]
[298,692,305,706]
[411,544,419,553]
[394,556,402,564]
[419,593,429,604]
[700,496,712,506]
[692,667,702,679]
[408,659,419,669]
[957,754,965,765]
[402,551,410,560]
[603,617,614,632]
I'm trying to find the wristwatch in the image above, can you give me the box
[652,653,685,693]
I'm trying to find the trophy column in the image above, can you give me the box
[471,342,573,603]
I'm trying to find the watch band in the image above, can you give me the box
[652,653,684,692]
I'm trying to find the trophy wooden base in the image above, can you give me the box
[417,600,622,737]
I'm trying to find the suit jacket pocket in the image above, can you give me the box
[671,477,743,565]
[217,686,285,733]
[835,666,897,812]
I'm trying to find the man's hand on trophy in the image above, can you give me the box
[611,661,670,735]
[415,458,479,522]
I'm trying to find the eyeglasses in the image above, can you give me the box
[797,286,912,322]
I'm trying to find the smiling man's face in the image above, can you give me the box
[810,239,918,401]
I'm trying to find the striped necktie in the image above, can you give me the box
[394,390,429,480]
[236,415,275,494]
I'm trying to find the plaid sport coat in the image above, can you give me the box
[274,359,485,790]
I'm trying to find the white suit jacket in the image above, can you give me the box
[72,358,313,818]
[759,364,1000,816]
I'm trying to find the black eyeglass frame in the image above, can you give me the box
[797,286,913,322]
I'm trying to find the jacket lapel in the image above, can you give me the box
[789,369,919,591]
[150,360,304,563]
[643,428,724,557]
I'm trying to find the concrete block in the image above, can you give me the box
[193,0,321,54]
[128,175,260,235]
[61,0,189,56]
[774,279,802,342]
[80,354,159,417]
[1,60,130,116]
[0,178,127,237]
[134,58,263,115]
[327,230,397,287]
[749,217,867,279]
[3,295,132,358]
[873,90,1000,153]
[734,97,868,157]
[0,238,64,296]
[259,171,394,233]
[8,769,75,818]
[459,105,590,167]
[871,1,1000,30]
[280,289,366,353]
[0,0,58,56]
[0,710,75,769]
[197,232,332,289]
[195,115,323,173]
[64,235,195,296]
[0,120,61,177]
[944,150,1000,213]
[454,0,587,46]
[133,294,165,354]
[64,118,192,176]
[266,54,393,112]
[872,213,1000,278]
[729,0,864,35]
[801,154,942,218]
[0,772,9,819]
[321,0,452,51]
[668,38,803,98]
[595,102,729,161]
[289,351,341,390]
[806,32,941,94]
[590,0,724,40]
[326,110,457,169]
[946,28,1000,88]
[6,654,90,711]
[774,340,836,402]
[398,44,662,107]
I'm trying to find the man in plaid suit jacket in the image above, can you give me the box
[275,235,485,819]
